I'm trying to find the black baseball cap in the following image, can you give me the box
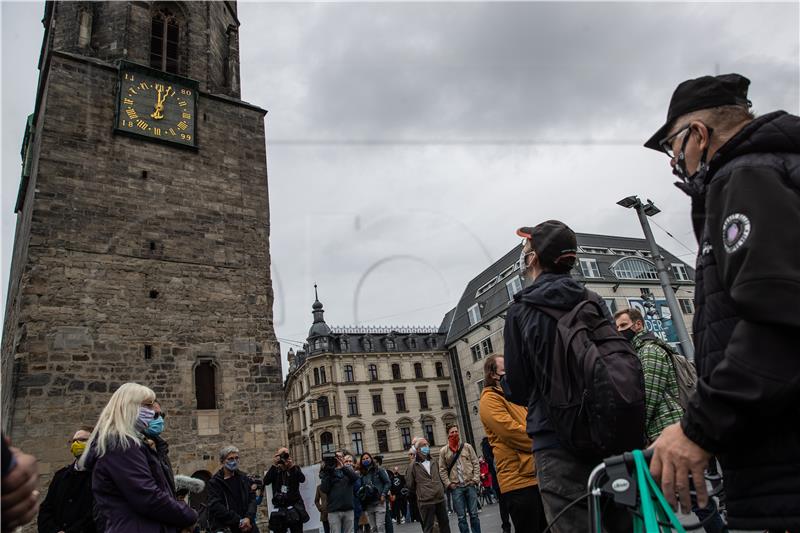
[644,73,752,151]
[516,220,577,267]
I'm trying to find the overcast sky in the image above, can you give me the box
[2,1,799,375]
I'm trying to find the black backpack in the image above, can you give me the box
[532,292,647,459]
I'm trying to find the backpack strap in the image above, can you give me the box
[445,443,464,477]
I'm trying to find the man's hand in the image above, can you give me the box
[649,423,712,512]
[241,517,252,532]
[380,495,385,504]
[448,483,456,491]
[285,458,294,470]
[1,448,40,532]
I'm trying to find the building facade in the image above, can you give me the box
[285,292,458,469]
[2,0,284,484]
[442,233,696,448]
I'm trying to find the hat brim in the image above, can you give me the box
[516,227,534,239]
[644,121,672,152]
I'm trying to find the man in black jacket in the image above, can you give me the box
[37,427,95,533]
[644,73,800,531]
[263,447,306,533]
[504,220,629,533]
[207,446,258,533]
[320,450,358,533]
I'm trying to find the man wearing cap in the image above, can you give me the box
[503,220,629,533]
[644,74,800,531]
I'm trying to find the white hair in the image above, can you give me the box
[79,382,155,467]
[219,445,240,463]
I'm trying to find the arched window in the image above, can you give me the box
[363,337,373,352]
[339,337,349,352]
[150,9,180,73]
[317,396,330,418]
[320,431,334,454]
[385,338,396,350]
[408,337,417,349]
[195,360,216,409]
[313,367,320,385]
[611,257,659,281]
[435,361,444,378]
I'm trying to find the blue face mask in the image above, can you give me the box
[145,417,164,436]
[362,459,371,468]
[225,459,239,471]
[420,447,430,456]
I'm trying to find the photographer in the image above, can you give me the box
[263,448,307,533]
[207,446,259,533]
[320,451,357,533]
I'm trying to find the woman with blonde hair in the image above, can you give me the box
[80,383,197,533]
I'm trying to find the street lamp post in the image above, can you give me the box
[617,196,695,359]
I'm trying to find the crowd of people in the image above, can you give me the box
[2,73,799,533]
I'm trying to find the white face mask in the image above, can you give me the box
[137,406,156,430]
[519,248,536,277]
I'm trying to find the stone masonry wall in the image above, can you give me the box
[3,48,285,486]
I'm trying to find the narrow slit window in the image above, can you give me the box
[195,361,217,409]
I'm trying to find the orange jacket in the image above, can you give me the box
[479,385,537,494]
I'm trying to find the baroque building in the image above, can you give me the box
[285,289,458,469]
[442,233,696,448]
[2,0,284,485]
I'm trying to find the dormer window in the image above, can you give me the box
[150,9,180,73]
[385,338,396,351]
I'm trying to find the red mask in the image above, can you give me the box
[448,434,460,450]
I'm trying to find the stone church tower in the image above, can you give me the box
[2,1,285,481]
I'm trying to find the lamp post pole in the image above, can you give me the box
[618,196,695,359]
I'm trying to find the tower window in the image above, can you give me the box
[195,360,217,410]
[150,9,180,74]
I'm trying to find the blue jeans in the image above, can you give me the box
[451,485,481,533]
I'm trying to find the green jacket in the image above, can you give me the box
[631,331,683,442]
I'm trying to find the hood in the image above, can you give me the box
[513,273,586,310]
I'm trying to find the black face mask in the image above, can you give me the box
[619,328,636,342]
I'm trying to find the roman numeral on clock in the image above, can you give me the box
[136,120,149,130]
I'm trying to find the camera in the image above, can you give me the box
[321,451,337,469]
[278,451,290,463]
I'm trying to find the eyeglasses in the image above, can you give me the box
[658,123,714,159]
[657,124,691,159]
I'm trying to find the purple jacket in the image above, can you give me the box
[85,437,197,533]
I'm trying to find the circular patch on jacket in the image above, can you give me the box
[722,213,751,253]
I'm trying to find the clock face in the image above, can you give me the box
[116,69,197,147]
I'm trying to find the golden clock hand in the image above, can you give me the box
[151,86,165,120]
